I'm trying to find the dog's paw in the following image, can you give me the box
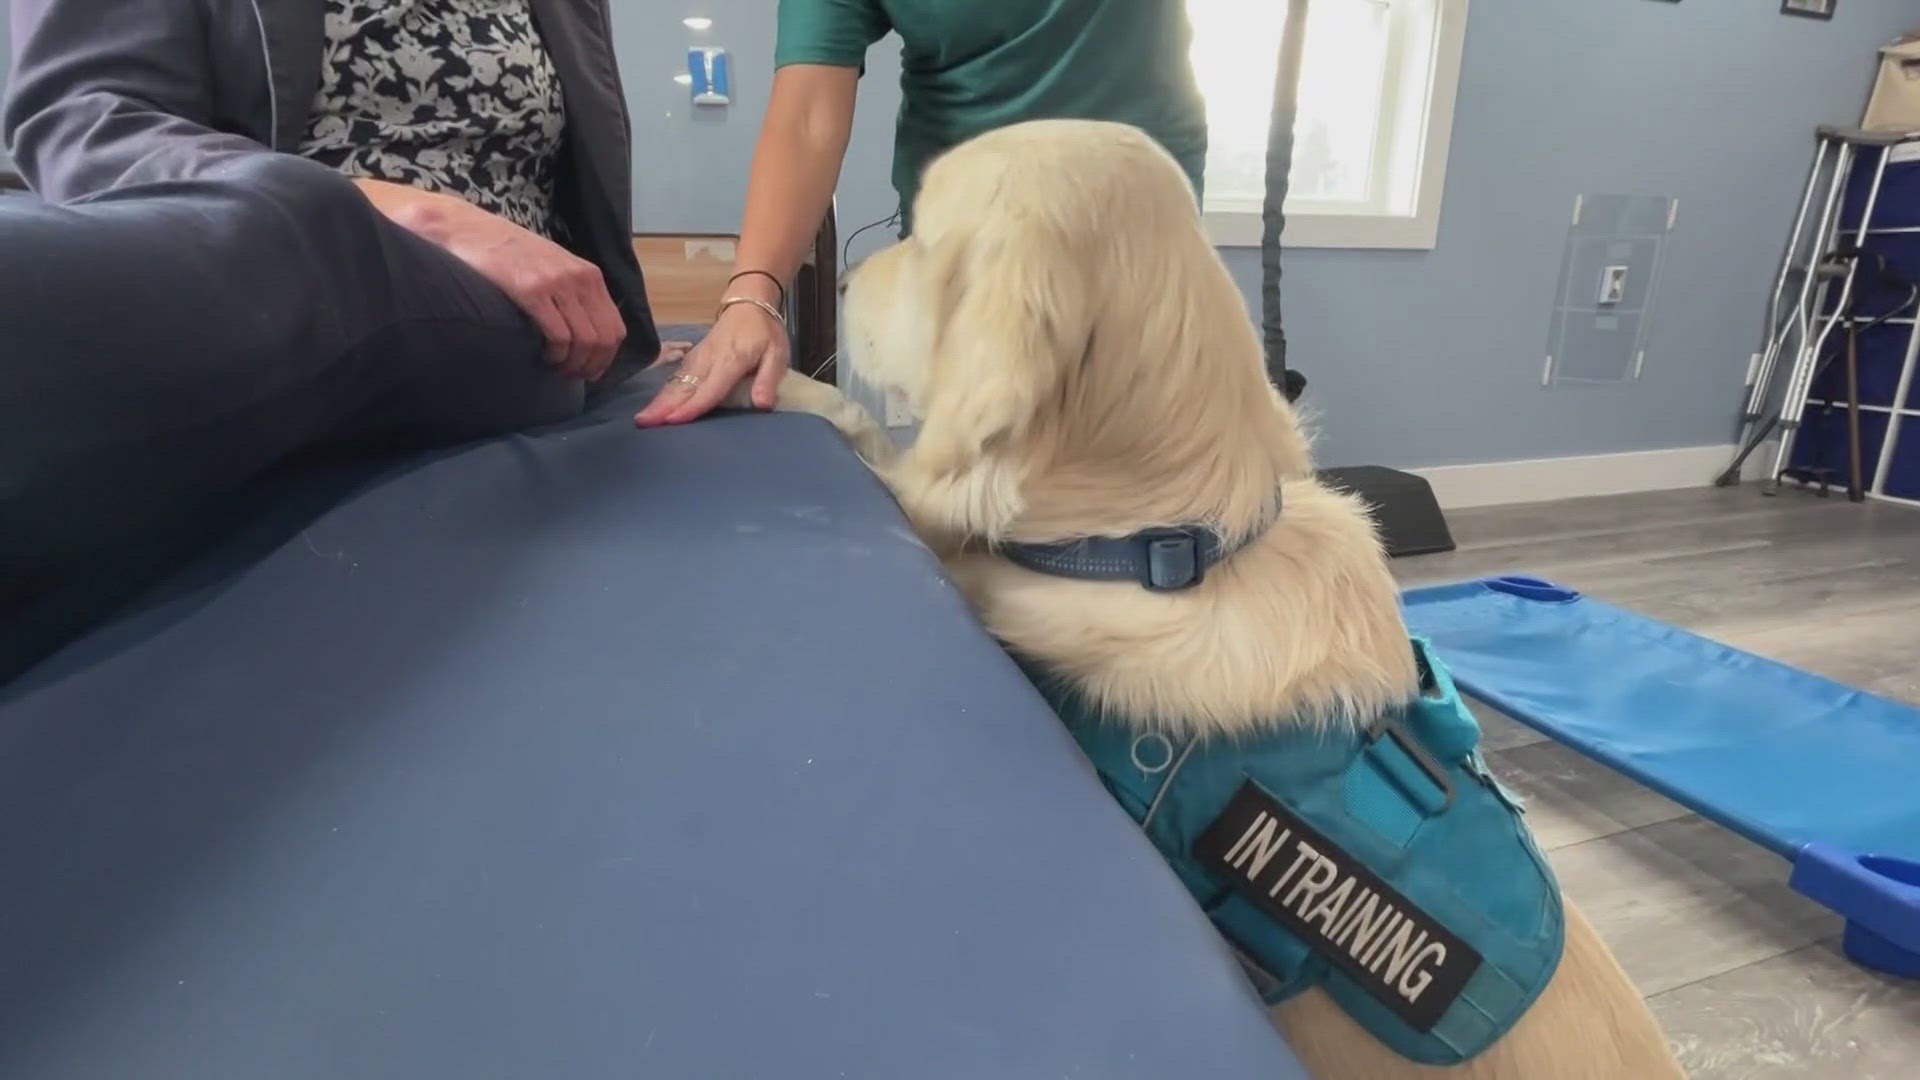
[763,371,896,466]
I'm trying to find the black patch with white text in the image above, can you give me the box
[1193,781,1482,1031]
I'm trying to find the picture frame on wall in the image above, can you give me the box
[1781,0,1835,20]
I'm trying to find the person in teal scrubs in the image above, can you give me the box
[636,0,1208,427]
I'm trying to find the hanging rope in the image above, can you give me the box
[1263,0,1311,400]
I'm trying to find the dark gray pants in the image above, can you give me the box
[1,155,596,677]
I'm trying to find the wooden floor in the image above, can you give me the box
[1393,484,1920,1079]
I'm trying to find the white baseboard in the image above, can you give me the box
[1408,443,1763,510]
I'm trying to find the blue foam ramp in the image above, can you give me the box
[1402,576,1920,978]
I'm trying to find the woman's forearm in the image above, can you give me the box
[727,64,860,305]
[631,64,860,425]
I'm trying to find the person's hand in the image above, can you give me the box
[355,180,625,381]
[429,199,627,382]
[635,276,788,427]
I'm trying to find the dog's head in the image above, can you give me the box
[843,119,1311,544]
[846,121,1415,732]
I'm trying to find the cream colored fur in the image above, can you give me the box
[752,119,1682,1079]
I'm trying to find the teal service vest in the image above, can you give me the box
[1028,639,1564,1065]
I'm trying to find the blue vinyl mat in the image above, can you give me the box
[1402,576,1920,977]
[0,374,1307,1079]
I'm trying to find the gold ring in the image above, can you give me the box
[671,372,703,389]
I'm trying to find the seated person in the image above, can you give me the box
[1,0,671,678]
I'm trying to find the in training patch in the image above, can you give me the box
[1194,780,1482,1031]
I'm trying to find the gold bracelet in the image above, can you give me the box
[726,270,788,308]
[717,295,788,329]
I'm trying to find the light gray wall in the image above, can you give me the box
[614,1,901,242]
[1238,0,1920,468]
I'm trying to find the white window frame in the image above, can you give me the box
[1202,0,1470,251]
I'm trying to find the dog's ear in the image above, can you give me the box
[899,214,1091,540]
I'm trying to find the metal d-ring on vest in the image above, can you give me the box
[1133,733,1198,829]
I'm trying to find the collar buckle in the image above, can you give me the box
[1141,528,1207,592]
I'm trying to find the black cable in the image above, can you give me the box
[842,209,902,271]
[805,209,900,382]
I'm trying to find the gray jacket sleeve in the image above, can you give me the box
[3,0,270,201]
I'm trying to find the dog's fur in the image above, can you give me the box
[751,119,1683,1079]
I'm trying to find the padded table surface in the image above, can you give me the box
[0,390,1305,1078]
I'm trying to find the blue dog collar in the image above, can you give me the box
[998,493,1281,592]
[998,527,1226,591]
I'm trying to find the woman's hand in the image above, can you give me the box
[355,179,625,381]
[634,275,788,426]
[634,64,858,427]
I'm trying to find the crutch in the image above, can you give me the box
[1736,135,1832,444]
[1779,248,1920,497]
[1769,132,1899,490]
[1718,131,1855,485]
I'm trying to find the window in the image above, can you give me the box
[1187,0,1468,250]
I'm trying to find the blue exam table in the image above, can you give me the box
[0,377,1308,1079]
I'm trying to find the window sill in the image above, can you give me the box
[1204,208,1440,251]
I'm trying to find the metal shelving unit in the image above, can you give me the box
[1730,126,1920,505]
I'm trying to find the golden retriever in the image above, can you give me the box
[741,118,1683,1080]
